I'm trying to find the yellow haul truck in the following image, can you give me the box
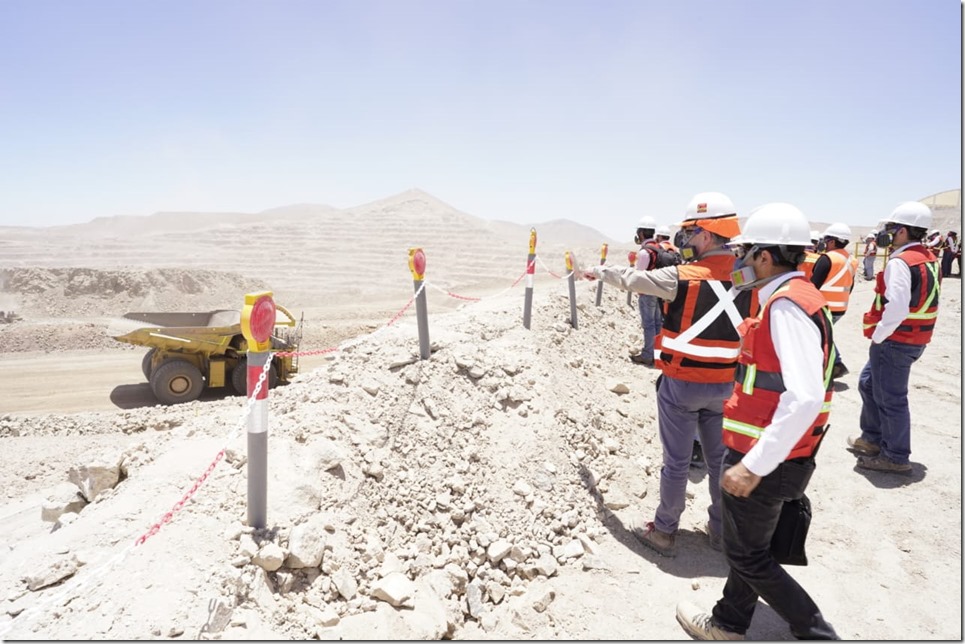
[113,306,302,405]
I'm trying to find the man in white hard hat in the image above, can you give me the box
[941,230,958,278]
[586,192,757,557]
[862,232,878,281]
[811,223,859,379]
[676,202,838,640]
[630,216,663,367]
[849,202,941,473]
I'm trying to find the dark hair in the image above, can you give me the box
[906,226,927,241]
[759,245,806,268]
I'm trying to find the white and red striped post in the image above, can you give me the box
[523,229,537,329]
[594,242,609,307]
[626,250,638,307]
[565,251,578,329]
[241,291,276,530]
[408,248,430,360]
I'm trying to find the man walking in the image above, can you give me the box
[849,202,941,473]
[587,192,756,556]
[810,223,858,379]
[941,230,958,278]
[676,202,838,640]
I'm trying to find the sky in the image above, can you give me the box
[0,0,960,241]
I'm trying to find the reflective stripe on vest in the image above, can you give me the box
[659,280,744,361]
[819,250,857,313]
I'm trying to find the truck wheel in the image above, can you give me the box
[151,360,204,405]
[141,349,157,380]
[232,359,278,396]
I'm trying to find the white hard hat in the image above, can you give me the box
[637,216,657,229]
[928,229,941,236]
[733,203,812,246]
[883,201,933,230]
[683,192,736,220]
[656,225,671,236]
[822,222,852,242]
[810,229,820,242]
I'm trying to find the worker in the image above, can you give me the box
[941,231,958,278]
[811,222,858,379]
[798,229,821,280]
[676,202,838,640]
[850,202,941,473]
[863,232,878,280]
[631,217,681,366]
[585,192,757,556]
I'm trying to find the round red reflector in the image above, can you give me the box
[249,297,276,343]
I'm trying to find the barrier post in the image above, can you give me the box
[565,252,578,329]
[626,250,637,307]
[241,291,276,530]
[408,248,430,360]
[594,243,609,307]
[523,229,537,329]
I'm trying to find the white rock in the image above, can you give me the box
[512,480,532,496]
[371,571,416,607]
[68,462,120,502]
[286,522,327,568]
[333,566,358,600]
[486,540,513,564]
[253,542,285,572]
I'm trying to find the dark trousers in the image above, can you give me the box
[941,251,955,277]
[712,449,838,639]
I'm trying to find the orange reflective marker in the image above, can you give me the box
[408,248,430,359]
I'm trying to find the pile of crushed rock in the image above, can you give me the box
[1,281,674,639]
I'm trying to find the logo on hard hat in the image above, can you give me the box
[697,203,707,213]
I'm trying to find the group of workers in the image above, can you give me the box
[583,194,942,640]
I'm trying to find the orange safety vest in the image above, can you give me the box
[862,244,940,345]
[656,253,759,383]
[722,278,834,460]
[818,249,858,313]
[658,240,678,253]
[799,251,820,280]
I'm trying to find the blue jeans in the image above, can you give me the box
[712,449,838,639]
[638,294,663,360]
[654,375,728,535]
[858,340,926,464]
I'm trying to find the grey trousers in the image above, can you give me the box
[654,375,730,536]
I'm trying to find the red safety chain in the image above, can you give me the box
[439,290,482,301]
[275,346,338,358]
[134,449,226,547]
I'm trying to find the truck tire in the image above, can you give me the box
[141,349,157,380]
[151,360,205,405]
[232,359,278,396]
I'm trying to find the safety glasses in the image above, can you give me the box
[732,244,760,260]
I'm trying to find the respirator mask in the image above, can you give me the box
[730,245,761,291]
[674,226,703,261]
[815,238,827,253]
[876,225,900,248]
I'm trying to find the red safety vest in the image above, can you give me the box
[722,277,834,460]
[656,253,759,383]
[799,251,820,280]
[862,244,941,345]
[819,249,858,313]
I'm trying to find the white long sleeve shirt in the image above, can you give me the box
[870,243,915,344]
[741,272,827,477]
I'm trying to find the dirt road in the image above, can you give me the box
[0,350,332,415]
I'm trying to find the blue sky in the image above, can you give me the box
[0,0,960,240]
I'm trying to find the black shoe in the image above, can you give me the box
[630,353,654,366]
[690,440,704,468]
